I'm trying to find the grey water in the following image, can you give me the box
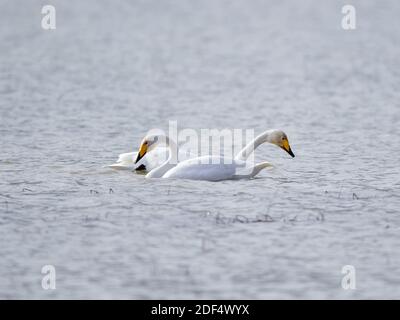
[1,0,400,299]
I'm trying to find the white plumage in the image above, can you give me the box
[130,129,294,181]
[109,147,191,172]
[162,156,272,181]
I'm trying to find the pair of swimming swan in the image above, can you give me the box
[109,129,295,181]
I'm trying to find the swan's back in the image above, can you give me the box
[163,156,237,181]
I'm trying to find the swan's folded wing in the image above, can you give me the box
[108,152,136,170]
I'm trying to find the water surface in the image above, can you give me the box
[1,0,400,299]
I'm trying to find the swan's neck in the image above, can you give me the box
[235,130,272,161]
[165,136,178,164]
[146,136,178,178]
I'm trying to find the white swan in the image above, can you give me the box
[109,144,193,172]
[135,129,294,181]
[108,147,171,171]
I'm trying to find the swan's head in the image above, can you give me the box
[267,130,295,157]
[134,134,164,164]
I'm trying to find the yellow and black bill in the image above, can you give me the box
[134,142,148,164]
[281,139,295,158]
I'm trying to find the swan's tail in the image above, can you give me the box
[233,161,274,179]
[108,152,137,170]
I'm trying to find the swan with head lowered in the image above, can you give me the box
[134,129,295,181]
[108,140,193,172]
[109,147,171,171]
